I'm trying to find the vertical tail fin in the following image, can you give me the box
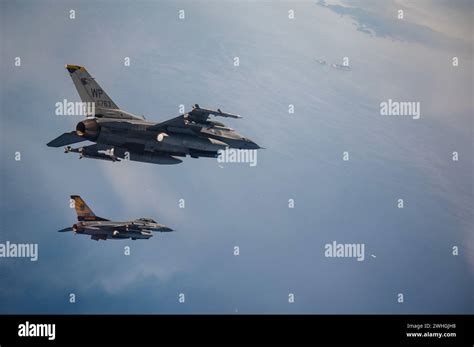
[70,195,108,221]
[65,64,119,110]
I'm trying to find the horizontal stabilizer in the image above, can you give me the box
[57,227,73,232]
[47,131,86,147]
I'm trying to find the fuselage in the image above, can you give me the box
[72,219,172,240]
[76,115,260,158]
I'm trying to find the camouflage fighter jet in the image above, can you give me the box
[47,65,260,165]
[58,195,173,241]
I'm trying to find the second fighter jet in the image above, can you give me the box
[58,196,174,241]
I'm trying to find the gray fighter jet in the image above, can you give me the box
[58,195,173,241]
[47,65,260,165]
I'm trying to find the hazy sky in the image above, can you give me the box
[0,0,472,313]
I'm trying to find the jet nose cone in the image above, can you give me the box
[247,141,261,149]
[156,224,174,232]
[242,138,261,149]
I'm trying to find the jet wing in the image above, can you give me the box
[152,104,241,130]
[47,131,87,147]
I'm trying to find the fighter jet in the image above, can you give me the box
[58,195,174,241]
[47,65,261,165]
